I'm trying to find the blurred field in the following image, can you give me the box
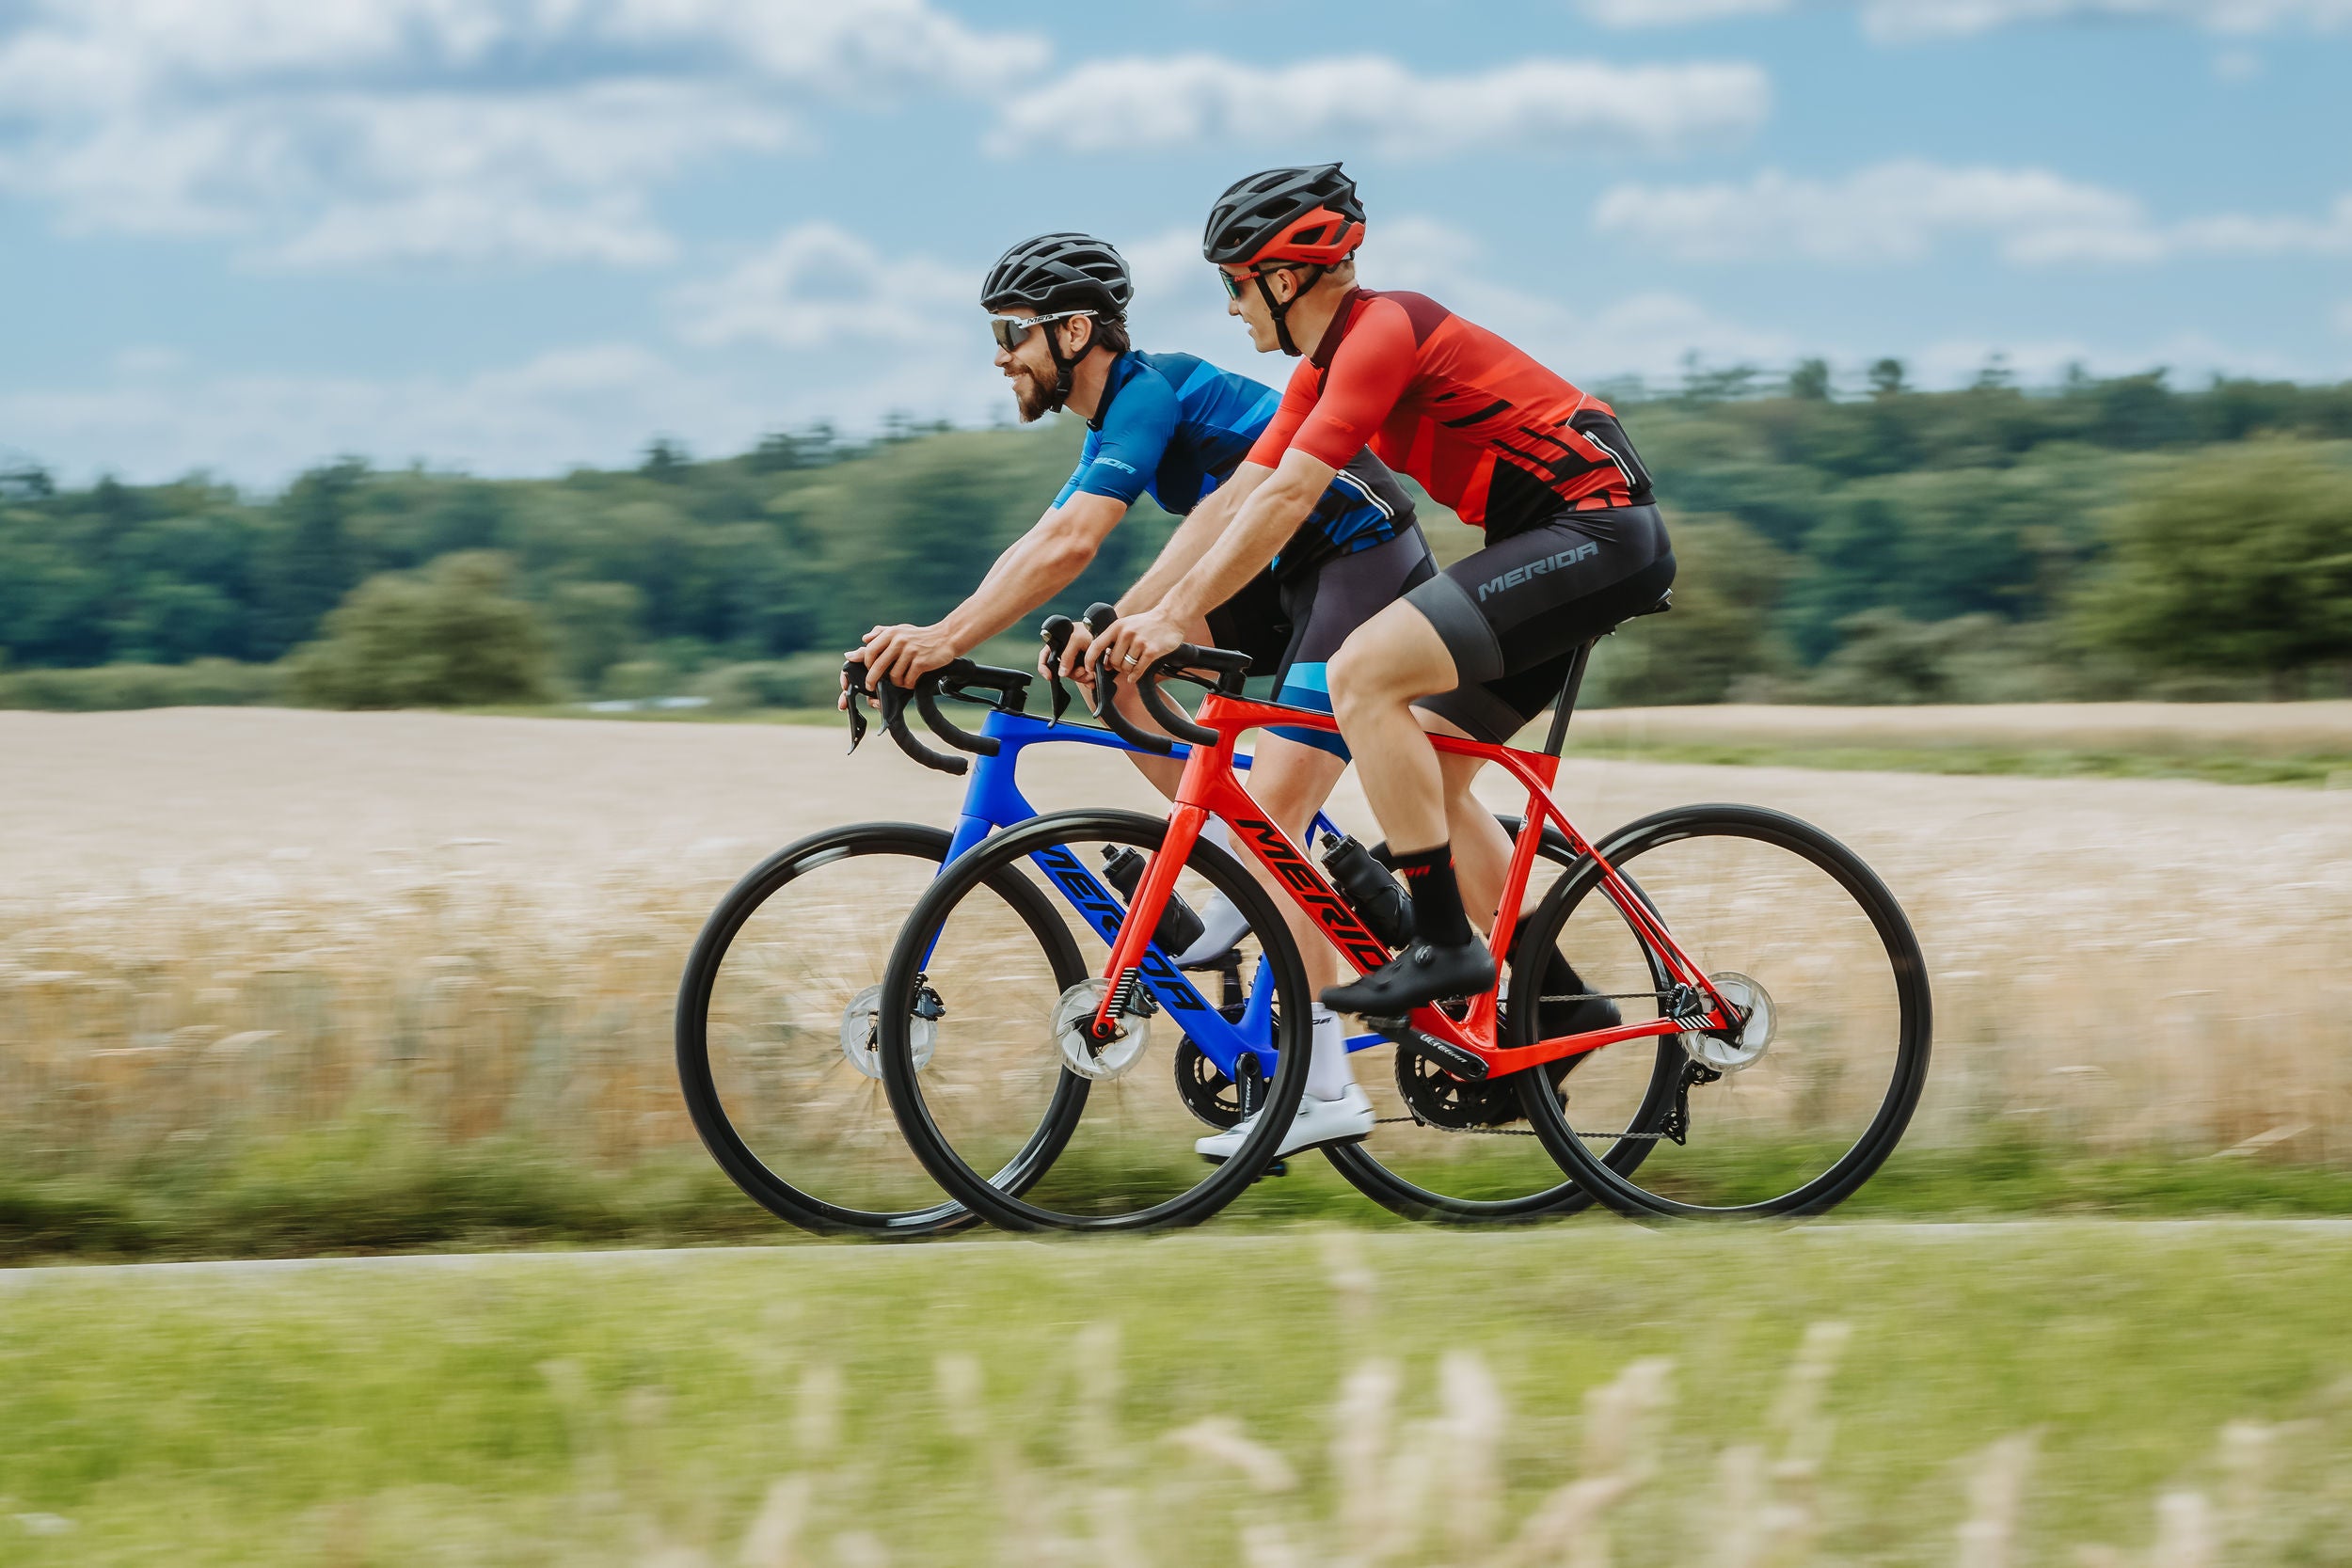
[4,1224,2350,1564]
[4,706,2350,1257]
[1562,701,2352,786]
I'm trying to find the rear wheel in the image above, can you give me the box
[1320,818,1669,1223]
[1517,804,1932,1219]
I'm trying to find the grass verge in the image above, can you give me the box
[7,1135,2351,1264]
[2,1224,2349,1564]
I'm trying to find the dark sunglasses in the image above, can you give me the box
[988,309,1090,351]
[1216,265,1295,302]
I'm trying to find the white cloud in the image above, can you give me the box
[1594,161,2352,265]
[2333,301,2352,336]
[0,0,1044,267]
[0,333,1025,488]
[1114,214,1798,385]
[669,224,973,350]
[1574,0,2352,36]
[988,54,1770,157]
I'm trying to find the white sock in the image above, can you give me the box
[1200,816,1232,854]
[1306,1006,1354,1101]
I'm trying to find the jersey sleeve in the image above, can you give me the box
[1064,368,1179,508]
[1269,297,1419,471]
[1052,429,1103,510]
[1245,358,1321,469]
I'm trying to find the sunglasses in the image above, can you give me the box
[988,309,1091,351]
[1216,265,1296,302]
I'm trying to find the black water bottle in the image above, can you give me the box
[1319,832,1416,950]
[1100,846,1207,957]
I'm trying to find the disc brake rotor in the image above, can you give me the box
[1681,971,1774,1073]
[839,981,938,1081]
[1052,978,1152,1082]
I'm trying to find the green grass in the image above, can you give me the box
[3,1224,2350,1564]
[1554,737,2352,787]
[7,1133,2350,1264]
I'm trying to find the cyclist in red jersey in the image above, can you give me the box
[1091,164,1676,1018]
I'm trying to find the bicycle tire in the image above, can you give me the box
[1319,816,1672,1224]
[675,823,1088,1238]
[877,809,1313,1233]
[1517,804,1933,1219]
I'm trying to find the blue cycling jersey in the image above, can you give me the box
[1053,350,1409,574]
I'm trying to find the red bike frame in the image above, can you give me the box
[1089,689,1737,1074]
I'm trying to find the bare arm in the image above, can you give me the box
[854,491,1127,690]
[1114,466,1265,615]
[1085,450,1335,677]
[1156,450,1334,627]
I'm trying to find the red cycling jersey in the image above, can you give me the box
[1247,289,1648,535]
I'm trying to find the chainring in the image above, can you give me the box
[1393,1045,1522,1130]
[1172,1039,1244,1129]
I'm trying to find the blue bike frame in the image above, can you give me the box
[931,704,1378,1081]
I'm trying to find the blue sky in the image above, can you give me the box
[1,0,2345,487]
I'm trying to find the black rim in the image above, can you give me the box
[1320,816,1650,1223]
[877,809,1313,1233]
[1518,804,1933,1219]
[675,824,1087,1237]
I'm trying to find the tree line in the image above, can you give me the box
[2,365,2348,709]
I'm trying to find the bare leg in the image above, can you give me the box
[1327,600,1459,854]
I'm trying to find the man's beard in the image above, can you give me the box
[1010,366,1059,423]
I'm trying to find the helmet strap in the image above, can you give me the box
[1254,265,1325,357]
[1042,313,1092,414]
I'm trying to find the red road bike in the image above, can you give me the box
[874,605,1932,1232]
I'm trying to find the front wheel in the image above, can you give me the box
[1517,804,1932,1219]
[675,823,1086,1238]
[877,810,1314,1233]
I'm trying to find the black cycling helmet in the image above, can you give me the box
[980,231,1133,318]
[1202,164,1364,356]
[1202,163,1364,267]
[980,232,1130,413]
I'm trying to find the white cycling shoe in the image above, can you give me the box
[1195,1083,1375,1164]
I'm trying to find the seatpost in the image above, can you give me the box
[1540,641,1597,757]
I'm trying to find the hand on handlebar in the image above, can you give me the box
[853,622,961,695]
[1085,605,1189,684]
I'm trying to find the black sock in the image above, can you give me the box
[1391,844,1472,947]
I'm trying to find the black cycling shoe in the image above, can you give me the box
[1321,940,1498,1016]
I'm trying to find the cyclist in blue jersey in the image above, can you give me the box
[850,231,1437,1159]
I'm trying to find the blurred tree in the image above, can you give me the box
[2074,438,2352,692]
[288,551,551,707]
[1867,358,1909,400]
[640,438,691,481]
[544,580,646,690]
[258,461,366,657]
[1788,358,1833,401]
[1589,515,1788,705]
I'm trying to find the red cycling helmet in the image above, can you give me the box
[1203,164,1365,355]
[1203,163,1366,267]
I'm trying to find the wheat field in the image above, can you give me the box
[4,705,2350,1191]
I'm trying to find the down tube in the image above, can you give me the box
[1023,840,1264,1080]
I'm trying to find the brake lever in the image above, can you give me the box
[1039,614,1074,726]
[841,657,870,754]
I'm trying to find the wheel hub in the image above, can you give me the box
[1680,971,1774,1073]
[838,982,938,1081]
[1052,978,1151,1081]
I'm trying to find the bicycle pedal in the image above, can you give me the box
[1261,1159,1288,1180]
[1367,1017,1489,1082]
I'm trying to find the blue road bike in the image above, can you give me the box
[675,649,1601,1238]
